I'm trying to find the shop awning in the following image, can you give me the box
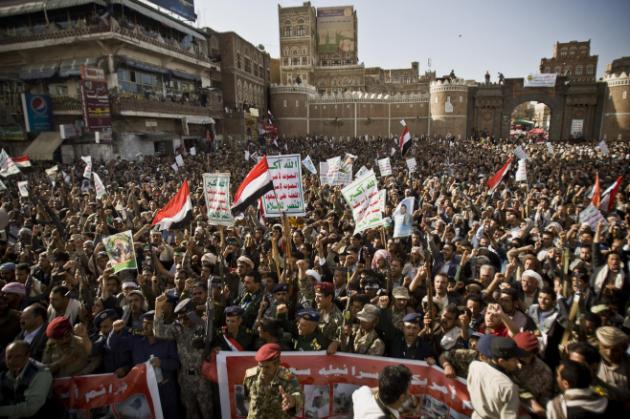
[117,56,169,75]
[23,131,63,161]
[59,57,98,77]
[186,116,215,125]
[0,0,106,18]
[112,0,204,40]
[170,69,200,81]
[19,63,58,80]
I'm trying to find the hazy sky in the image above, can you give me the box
[192,0,630,81]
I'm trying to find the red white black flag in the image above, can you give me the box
[399,120,411,156]
[231,156,274,216]
[152,180,192,230]
[487,157,513,191]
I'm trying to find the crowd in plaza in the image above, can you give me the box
[0,133,629,419]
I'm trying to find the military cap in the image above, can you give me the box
[141,310,155,321]
[314,282,334,296]
[490,337,527,359]
[392,286,410,300]
[272,283,288,293]
[356,304,380,322]
[255,343,281,362]
[174,298,194,315]
[46,317,72,339]
[477,334,495,358]
[297,309,320,322]
[93,309,118,328]
[402,312,422,325]
[225,305,244,317]
[165,290,179,304]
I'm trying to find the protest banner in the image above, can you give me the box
[579,204,607,230]
[81,155,92,179]
[393,197,415,238]
[0,149,20,177]
[326,156,342,182]
[53,362,163,419]
[302,155,317,174]
[341,170,382,234]
[377,157,392,177]
[377,189,386,214]
[523,73,557,87]
[17,181,29,197]
[171,162,179,172]
[45,165,58,184]
[93,172,106,199]
[217,351,472,419]
[355,165,370,179]
[514,145,528,160]
[406,157,417,173]
[515,159,527,183]
[261,154,305,217]
[175,154,185,167]
[320,162,352,186]
[203,173,235,226]
[545,142,553,155]
[190,147,197,156]
[102,230,138,273]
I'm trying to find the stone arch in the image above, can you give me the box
[500,86,565,140]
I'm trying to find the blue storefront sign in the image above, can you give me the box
[148,0,197,21]
[21,93,53,133]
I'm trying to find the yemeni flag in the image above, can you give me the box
[399,120,412,156]
[152,180,192,231]
[599,176,623,213]
[487,157,513,191]
[591,174,601,209]
[13,155,31,168]
[231,156,274,216]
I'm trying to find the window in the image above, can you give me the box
[292,58,299,65]
[554,66,561,74]
[560,48,568,57]
[544,66,551,73]
[623,91,628,100]
[296,26,305,36]
[48,83,68,97]
[244,58,251,73]
[586,65,594,75]
[236,53,241,70]
[575,65,583,75]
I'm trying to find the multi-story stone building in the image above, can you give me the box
[540,40,598,83]
[0,0,222,161]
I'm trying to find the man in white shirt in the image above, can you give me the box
[467,335,524,419]
[352,364,412,419]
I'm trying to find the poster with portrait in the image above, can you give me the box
[102,230,138,273]
[393,197,415,238]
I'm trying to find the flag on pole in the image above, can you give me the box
[12,155,31,168]
[599,176,623,213]
[231,156,274,216]
[152,180,193,231]
[487,157,513,191]
[399,120,411,156]
[591,174,601,209]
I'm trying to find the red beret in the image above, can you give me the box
[255,343,281,362]
[46,316,72,339]
[513,331,539,354]
[315,282,334,296]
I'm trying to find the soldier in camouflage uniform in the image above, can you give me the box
[439,332,482,378]
[344,304,385,355]
[315,282,344,342]
[389,286,412,332]
[153,295,213,419]
[511,332,555,415]
[243,343,303,419]
[293,309,332,351]
[296,260,317,309]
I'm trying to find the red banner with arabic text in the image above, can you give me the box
[52,362,163,419]
[217,351,472,419]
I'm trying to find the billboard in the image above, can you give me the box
[148,0,197,21]
[21,93,53,133]
[317,6,355,56]
[80,79,111,131]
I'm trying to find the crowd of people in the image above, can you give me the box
[0,133,629,418]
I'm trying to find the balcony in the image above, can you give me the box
[111,94,223,119]
[0,18,210,64]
